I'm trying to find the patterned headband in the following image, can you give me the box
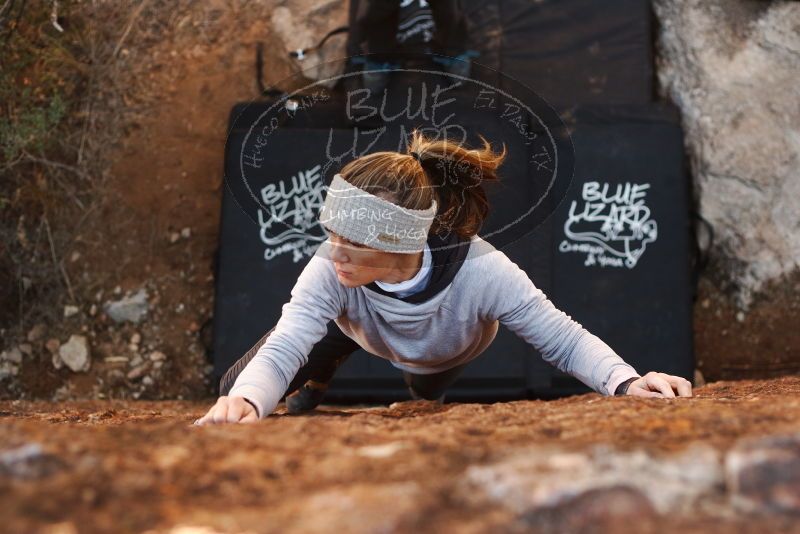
[318,173,438,253]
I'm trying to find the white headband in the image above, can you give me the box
[318,173,438,253]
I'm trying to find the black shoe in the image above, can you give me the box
[285,380,329,414]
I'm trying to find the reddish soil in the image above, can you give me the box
[3,377,800,533]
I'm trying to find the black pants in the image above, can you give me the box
[218,320,468,402]
[354,0,469,61]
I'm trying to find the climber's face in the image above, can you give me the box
[320,227,419,288]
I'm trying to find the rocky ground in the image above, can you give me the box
[3,376,800,534]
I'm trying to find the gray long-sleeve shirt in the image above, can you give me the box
[228,234,641,418]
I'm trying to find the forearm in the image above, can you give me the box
[224,252,345,417]
[227,351,293,418]
[561,329,641,396]
[484,251,640,396]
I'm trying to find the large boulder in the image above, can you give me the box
[653,0,800,310]
[270,0,349,88]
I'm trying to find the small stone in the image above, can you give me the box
[127,365,148,380]
[736,311,745,322]
[114,285,122,295]
[45,338,60,354]
[180,227,192,238]
[169,232,180,243]
[94,289,104,302]
[142,376,154,386]
[63,305,79,318]
[175,303,185,313]
[103,288,149,324]
[103,356,129,364]
[701,298,710,308]
[58,335,91,372]
[51,352,63,370]
[0,361,17,378]
[1,347,23,364]
[0,348,21,379]
[70,251,81,262]
[129,354,144,367]
[128,343,139,353]
[18,343,32,356]
[27,323,46,342]
[130,332,141,344]
[152,360,163,370]
[89,304,97,316]
[149,351,166,362]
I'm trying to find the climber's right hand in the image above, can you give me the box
[193,395,259,425]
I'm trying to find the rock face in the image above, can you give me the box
[462,442,723,517]
[269,0,349,87]
[4,378,800,533]
[653,0,800,309]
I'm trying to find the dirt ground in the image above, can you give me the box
[3,376,800,534]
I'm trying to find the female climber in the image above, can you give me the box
[194,129,692,425]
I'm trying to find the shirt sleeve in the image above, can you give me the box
[480,250,640,396]
[227,250,345,417]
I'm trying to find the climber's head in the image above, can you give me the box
[318,129,507,286]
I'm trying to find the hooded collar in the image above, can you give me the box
[364,231,472,303]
